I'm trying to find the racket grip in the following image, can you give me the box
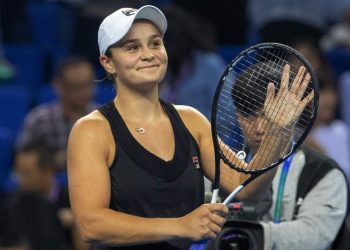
[211,189,219,203]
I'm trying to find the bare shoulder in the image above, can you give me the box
[68,109,115,167]
[69,110,113,150]
[70,110,109,137]
[171,104,211,140]
[172,104,208,122]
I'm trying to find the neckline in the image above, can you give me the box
[113,100,177,164]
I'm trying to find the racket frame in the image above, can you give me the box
[210,42,319,203]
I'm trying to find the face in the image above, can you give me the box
[14,152,52,192]
[56,62,95,111]
[316,87,337,125]
[238,111,268,154]
[101,20,168,91]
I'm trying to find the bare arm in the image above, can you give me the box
[68,112,227,246]
[183,110,277,202]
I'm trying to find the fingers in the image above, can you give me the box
[181,203,228,241]
[206,203,229,215]
[296,72,311,99]
[290,66,306,93]
[264,82,275,110]
[206,203,228,238]
[300,90,314,108]
[280,64,290,94]
[290,65,311,100]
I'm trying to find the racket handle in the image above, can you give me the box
[211,189,219,203]
[223,185,244,206]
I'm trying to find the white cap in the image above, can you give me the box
[98,5,168,55]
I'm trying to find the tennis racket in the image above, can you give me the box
[210,42,319,205]
[190,42,318,249]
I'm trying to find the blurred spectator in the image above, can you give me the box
[14,143,70,210]
[321,9,350,50]
[291,39,335,75]
[172,0,248,44]
[16,55,97,171]
[247,0,350,46]
[0,198,31,250]
[288,39,350,184]
[304,73,350,187]
[0,192,68,250]
[160,4,226,119]
[12,143,91,250]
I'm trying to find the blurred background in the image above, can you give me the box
[1,0,350,249]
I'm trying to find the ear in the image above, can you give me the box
[99,55,116,75]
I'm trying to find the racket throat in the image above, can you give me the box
[222,174,258,206]
[223,185,244,206]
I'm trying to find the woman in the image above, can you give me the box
[67,5,313,249]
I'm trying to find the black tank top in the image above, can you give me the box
[96,100,204,250]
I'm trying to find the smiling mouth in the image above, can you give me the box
[138,65,158,70]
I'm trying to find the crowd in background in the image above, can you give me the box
[1,0,350,249]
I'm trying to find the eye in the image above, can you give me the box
[126,44,138,51]
[150,39,163,48]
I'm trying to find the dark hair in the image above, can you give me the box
[162,4,218,80]
[232,61,282,117]
[54,55,94,81]
[16,143,55,171]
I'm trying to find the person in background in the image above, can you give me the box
[13,143,91,250]
[321,8,350,50]
[304,73,350,187]
[0,192,69,250]
[0,198,31,250]
[247,0,350,45]
[227,61,348,249]
[160,4,226,119]
[258,146,348,250]
[16,55,97,172]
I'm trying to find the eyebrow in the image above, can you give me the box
[119,34,162,46]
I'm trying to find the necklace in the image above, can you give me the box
[135,127,146,134]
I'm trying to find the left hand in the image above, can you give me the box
[263,64,314,129]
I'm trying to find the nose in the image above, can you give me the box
[140,48,155,61]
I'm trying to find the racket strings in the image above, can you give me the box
[215,47,315,172]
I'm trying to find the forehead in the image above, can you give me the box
[61,63,94,83]
[120,20,162,41]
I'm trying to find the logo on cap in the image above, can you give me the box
[122,9,136,16]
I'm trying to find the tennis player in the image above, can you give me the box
[67,5,309,249]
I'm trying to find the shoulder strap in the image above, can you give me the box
[293,146,337,218]
[160,99,201,157]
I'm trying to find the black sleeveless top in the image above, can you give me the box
[96,100,204,250]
